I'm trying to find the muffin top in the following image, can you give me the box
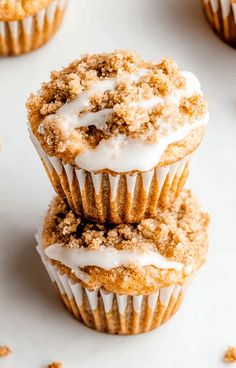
[27,51,209,173]
[40,190,209,294]
[0,0,53,21]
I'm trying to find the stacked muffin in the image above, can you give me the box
[27,50,210,335]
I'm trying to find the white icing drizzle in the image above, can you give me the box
[39,69,147,132]
[38,67,209,173]
[45,243,187,272]
[36,239,90,283]
[75,113,208,172]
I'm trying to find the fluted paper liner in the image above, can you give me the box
[202,0,236,47]
[30,132,190,223]
[0,0,67,56]
[37,245,188,335]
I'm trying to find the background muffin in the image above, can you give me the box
[37,189,209,335]
[0,0,67,56]
[27,51,209,223]
[201,0,236,47]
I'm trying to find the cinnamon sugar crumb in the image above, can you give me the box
[0,346,11,357]
[224,347,236,363]
[48,362,63,368]
[43,190,209,267]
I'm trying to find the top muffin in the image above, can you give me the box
[0,0,53,21]
[27,50,209,173]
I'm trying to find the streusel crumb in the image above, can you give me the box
[224,347,236,363]
[27,51,207,162]
[0,346,11,357]
[43,189,209,267]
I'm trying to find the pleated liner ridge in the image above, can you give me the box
[202,0,236,47]
[31,133,190,223]
[39,251,187,335]
[0,0,67,56]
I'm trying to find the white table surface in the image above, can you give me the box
[1,0,236,367]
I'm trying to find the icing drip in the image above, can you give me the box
[45,243,187,272]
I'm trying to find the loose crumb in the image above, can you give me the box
[48,362,63,368]
[0,345,12,357]
[224,347,236,363]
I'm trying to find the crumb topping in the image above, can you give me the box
[43,190,209,267]
[0,346,11,357]
[224,347,236,363]
[27,51,208,162]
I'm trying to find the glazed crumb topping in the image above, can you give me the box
[224,347,236,363]
[27,51,208,160]
[43,190,209,266]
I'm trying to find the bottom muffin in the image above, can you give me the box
[37,190,209,335]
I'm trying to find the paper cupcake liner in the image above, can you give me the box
[37,246,188,335]
[202,0,236,47]
[0,0,67,56]
[30,133,190,223]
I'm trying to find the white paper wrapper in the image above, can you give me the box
[37,244,189,335]
[0,0,67,56]
[30,132,190,223]
[202,0,236,47]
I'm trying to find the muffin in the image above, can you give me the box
[37,189,209,335]
[27,50,209,223]
[0,0,67,56]
[202,0,236,47]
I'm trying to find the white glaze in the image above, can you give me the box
[75,113,208,172]
[45,243,185,272]
[36,242,90,283]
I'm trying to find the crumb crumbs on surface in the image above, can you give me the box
[224,347,236,363]
[48,362,63,368]
[0,346,12,357]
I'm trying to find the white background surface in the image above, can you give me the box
[0,0,236,367]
